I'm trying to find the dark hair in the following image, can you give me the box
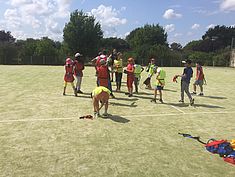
[196,61,202,65]
[186,59,192,64]
[102,50,107,55]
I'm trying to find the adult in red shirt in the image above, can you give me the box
[97,59,109,88]
[73,52,84,94]
[126,58,135,97]
[192,61,204,96]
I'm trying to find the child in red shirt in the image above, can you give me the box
[97,59,109,88]
[63,58,77,97]
[126,58,135,97]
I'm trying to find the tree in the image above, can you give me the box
[126,24,168,50]
[63,10,103,57]
[35,37,56,56]
[0,30,15,43]
[125,24,168,63]
[202,25,235,50]
[0,30,17,64]
[100,37,129,52]
[170,42,182,51]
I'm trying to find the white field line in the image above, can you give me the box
[170,105,185,114]
[0,111,235,124]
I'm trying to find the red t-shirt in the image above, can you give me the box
[97,65,109,79]
[73,60,84,77]
[127,63,134,75]
[196,65,204,80]
[64,65,74,82]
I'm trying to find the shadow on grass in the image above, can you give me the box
[166,102,224,109]
[114,97,139,101]
[166,103,190,107]
[198,95,227,100]
[133,95,152,100]
[103,115,130,123]
[164,88,177,93]
[137,92,153,96]
[193,103,224,109]
[110,102,137,107]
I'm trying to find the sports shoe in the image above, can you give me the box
[191,92,197,95]
[110,93,115,98]
[128,94,133,97]
[77,90,83,94]
[94,112,101,118]
[63,93,66,96]
[179,100,184,103]
[198,93,204,96]
[190,98,195,106]
[159,99,164,103]
[151,98,156,103]
[102,113,109,118]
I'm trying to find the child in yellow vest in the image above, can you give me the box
[151,67,166,103]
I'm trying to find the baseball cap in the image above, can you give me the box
[182,59,192,64]
[66,58,72,65]
[75,53,82,58]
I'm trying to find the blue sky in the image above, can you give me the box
[0,0,234,46]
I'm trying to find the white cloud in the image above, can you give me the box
[2,0,71,41]
[89,4,127,37]
[174,33,183,37]
[220,0,235,11]
[165,24,175,32]
[163,9,182,19]
[206,24,215,29]
[191,23,200,30]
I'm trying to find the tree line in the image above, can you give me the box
[0,10,234,66]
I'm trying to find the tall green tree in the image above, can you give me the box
[125,24,168,63]
[100,37,129,52]
[63,10,103,57]
[0,30,15,43]
[35,37,57,56]
[126,24,168,49]
[202,25,235,50]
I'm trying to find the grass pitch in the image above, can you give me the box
[0,65,235,177]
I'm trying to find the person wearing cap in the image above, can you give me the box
[73,52,84,94]
[96,50,115,98]
[63,58,77,97]
[133,60,144,93]
[176,59,194,105]
[144,58,157,89]
[126,58,135,97]
[113,52,123,92]
[92,86,111,118]
[192,61,204,96]
[151,66,166,103]
[97,59,109,88]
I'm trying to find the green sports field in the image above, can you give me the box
[0,65,234,177]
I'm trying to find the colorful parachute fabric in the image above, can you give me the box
[179,133,235,166]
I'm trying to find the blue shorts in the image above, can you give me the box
[194,80,203,86]
[155,86,164,90]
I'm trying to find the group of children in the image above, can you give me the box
[63,50,205,118]
[63,53,85,96]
